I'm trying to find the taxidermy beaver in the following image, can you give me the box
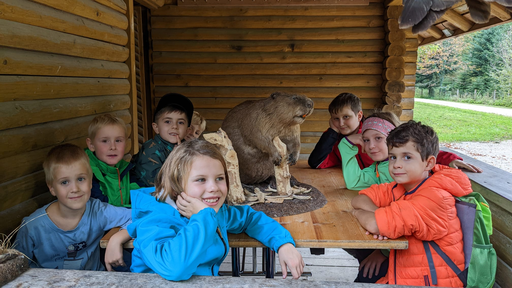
[221,92,314,184]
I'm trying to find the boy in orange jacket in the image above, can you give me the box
[351,120,471,287]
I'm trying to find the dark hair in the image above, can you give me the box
[154,93,194,126]
[386,120,439,161]
[328,92,362,116]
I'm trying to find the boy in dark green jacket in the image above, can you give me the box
[131,93,194,187]
[86,114,140,207]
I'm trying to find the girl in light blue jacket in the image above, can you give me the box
[128,140,304,281]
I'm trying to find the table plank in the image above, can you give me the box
[229,160,408,250]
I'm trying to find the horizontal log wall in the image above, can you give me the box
[151,0,393,157]
[0,0,135,235]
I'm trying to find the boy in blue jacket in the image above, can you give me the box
[128,140,304,281]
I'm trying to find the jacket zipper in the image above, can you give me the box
[212,227,227,276]
[116,168,123,205]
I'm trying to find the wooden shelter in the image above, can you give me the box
[1,0,512,286]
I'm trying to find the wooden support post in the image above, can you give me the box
[272,137,293,196]
[382,4,405,117]
[203,129,245,204]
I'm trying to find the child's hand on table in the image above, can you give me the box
[278,243,305,279]
[359,249,388,278]
[449,160,483,173]
[366,230,388,240]
[176,193,209,218]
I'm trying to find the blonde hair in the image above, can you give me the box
[43,144,92,185]
[191,111,206,131]
[154,140,229,202]
[88,114,126,140]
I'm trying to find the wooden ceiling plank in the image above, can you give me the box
[490,2,511,21]
[426,26,443,39]
[442,9,473,31]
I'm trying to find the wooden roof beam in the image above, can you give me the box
[490,2,511,21]
[442,9,473,31]
[426,26,443,39]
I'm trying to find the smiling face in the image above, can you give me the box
[362,129,389,162]
[330,105,363,136]
[86,124,126,166]
[48,161,92,213]
[184,155,227,213]
[153,111,189,144]
[388,141,435,191]
[186,124,205,140]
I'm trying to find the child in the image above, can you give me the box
[15,144,132,271]
[127,140,304,281]
[86,114,140,207]
[308,92,373,170]
[340,112,481,191]
[351,120,471,286]
[131,93,194,187]
[185,111,207,141]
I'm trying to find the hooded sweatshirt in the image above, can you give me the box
[360,165,472,287]
[127,187,295,281]
[86,149,139,207]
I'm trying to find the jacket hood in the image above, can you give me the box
[428,164,473,198]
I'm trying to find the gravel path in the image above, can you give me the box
[415,98,512,173]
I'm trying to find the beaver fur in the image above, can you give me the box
[221,92,314,184]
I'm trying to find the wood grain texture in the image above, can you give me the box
[154,87,384,99]
[0,192,55,235]
[0,95,130,130]
[151,28,385,41]
[0,47,129,78]
[1,76,130,102]
[151,16,384,29]
[153,52,384,64]
[0,19,129,62]
[0,0,128,46]
[31,0,128,30]
[153,40,387,52]
[152,3,384,16]
[153,63,383,75]
[153,75,383,87]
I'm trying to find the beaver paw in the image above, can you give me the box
[287,153,297,166]
[271,154,282,166]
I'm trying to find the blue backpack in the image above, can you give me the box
[423,192,497,288]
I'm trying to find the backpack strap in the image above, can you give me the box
[423,241,468,286]
[422,241,438,285]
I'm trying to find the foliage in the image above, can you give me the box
[413,102,512,142]
[415,23,512,100]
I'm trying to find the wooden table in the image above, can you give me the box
[228,160,407,278]
[229,160,408,250]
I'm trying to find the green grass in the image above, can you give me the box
[413,102,512,143]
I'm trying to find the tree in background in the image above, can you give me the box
[457,25,508,94]
[416,37,468,97]
[489,24,512,96]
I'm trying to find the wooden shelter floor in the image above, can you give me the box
[220,247,359,282]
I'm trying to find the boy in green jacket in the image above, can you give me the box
[86,114,140,207]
